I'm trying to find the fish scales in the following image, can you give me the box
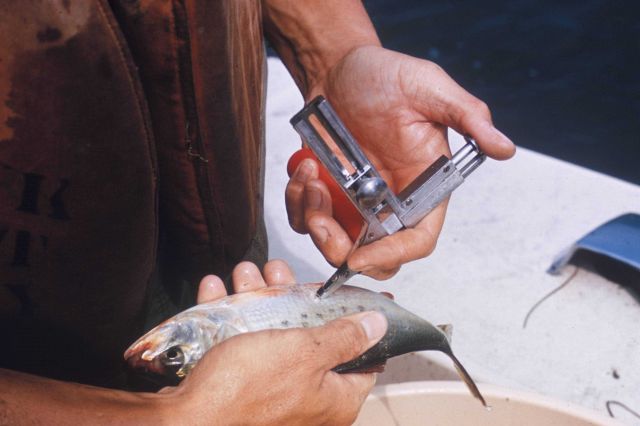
[239,286,383,330]
[125,283,487,407]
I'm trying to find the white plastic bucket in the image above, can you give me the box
[354,381,622,425]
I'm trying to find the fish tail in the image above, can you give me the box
[435,324,487,407]
[447,351,488,408]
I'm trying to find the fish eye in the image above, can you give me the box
[161,346,185,367]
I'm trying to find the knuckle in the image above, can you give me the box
[332,318,367,350]
[395,240,411,264]
[285,187,305,228]
[285,180,302,202]
[334,317,362,336]
[309,318,366,364]
[422,59,444,74]
[378,267,401,280]
[287,208,308,234]
[420,238,437,258]
[411,227,438,259]
[469,99,492,121]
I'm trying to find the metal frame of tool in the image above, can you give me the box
[291,96,486,247]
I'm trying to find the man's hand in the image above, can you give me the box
[0,260,386,425]
[171,311,386,425]
[286,46,516,280]
[196,259,297,303]
[159,261,386,426]
[263,0,514,280]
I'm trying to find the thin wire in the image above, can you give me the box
[606,400,640,420]
[522,266,579,329]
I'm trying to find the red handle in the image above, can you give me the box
[287,148,363,242]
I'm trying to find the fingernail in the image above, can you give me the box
[360,311,388,342]
[294,160,313,182]
[305,186,322,210]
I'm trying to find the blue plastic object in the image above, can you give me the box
[548,213,640,298]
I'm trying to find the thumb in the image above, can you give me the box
[408,60,515,160]
[313,311,388,370]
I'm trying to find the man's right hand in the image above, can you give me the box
[161,260,388,426]
[169,311,386,425]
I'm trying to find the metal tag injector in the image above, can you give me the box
[290,96,485,298]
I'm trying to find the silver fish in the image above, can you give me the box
[125,283,486,406]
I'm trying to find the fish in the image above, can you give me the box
[125,283,486,406]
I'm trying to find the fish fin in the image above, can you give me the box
[437,324,453,343]
[448,352,488,408]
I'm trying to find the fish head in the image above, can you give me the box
[124,311,226,379]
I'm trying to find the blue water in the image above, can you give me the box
[362,0,640,184]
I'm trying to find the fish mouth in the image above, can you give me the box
[123,344,144,362]
[124,344,169,376]
[125,350,183,387]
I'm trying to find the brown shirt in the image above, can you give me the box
[0,0,266,388]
